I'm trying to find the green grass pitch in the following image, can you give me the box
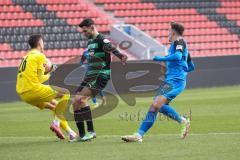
[0,86,240,160]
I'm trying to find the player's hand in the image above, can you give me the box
[121,55,128,65]
[153,56,162,61]
[52,64,58,72]
[45,64,58,75]
[49,64,58,75]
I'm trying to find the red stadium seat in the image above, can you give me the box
[1,0,240,68]
[0,0,12,5]
[0,44,12,51]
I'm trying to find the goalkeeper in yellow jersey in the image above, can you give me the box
[16,34,76,140]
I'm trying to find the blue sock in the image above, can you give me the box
[159,104,182,123]
[138,109,157,137]
[92,97,97,104]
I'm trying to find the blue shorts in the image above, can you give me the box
[155,79,186,102]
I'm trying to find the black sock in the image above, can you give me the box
[74,110,85,138]
[81,106,94,132]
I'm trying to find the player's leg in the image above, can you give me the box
[121,95,168,142]
[122,80,189,142]
[26,100,66,140]
[91,96,99,109]
[49,99,76,140]
[36,102,65,139]
[158,81,186,124]
[36,89,65,140]
[72,74,109,142]
[158,80,190,138]
[52,87,77,140]
[18,88,65,139]
[72,76,92,140]
[72,87,93,141]
[85,74,109,136]
[36,85,76,140]
[99,90,106,105]
[91,90,105,109]
[92,96,97,104]
[159,104,182,123]
[159,104,190,139]
[138,95,168,136]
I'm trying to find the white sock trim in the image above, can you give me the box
[181,116,187,124]
[53,119,60,126]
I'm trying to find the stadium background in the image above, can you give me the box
[0,0,240,101]
[0,1,240,160]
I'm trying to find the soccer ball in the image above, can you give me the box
[44,58,53,73]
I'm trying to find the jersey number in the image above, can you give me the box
[18,57,28,73]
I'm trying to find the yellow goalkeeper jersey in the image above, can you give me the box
[16,49,50,94]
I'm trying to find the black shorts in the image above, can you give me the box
[76,73,110,96]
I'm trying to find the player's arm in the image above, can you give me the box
[153,40,184,62]
[37,53,50,83]
[153,52,182,61]
[38,71,50,83]
[187,53,195,72]
[102,39,128,64]
[80,50,87,65]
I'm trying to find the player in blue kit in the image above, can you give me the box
[121,22,195,142]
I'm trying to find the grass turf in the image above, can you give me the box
[0,86,240,160]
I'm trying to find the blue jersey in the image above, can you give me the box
[165,39,189,81]
[153,39,195,101]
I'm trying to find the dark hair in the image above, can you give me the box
[28,34,42,48]
[171,22,184,36]
[79,18,94,28]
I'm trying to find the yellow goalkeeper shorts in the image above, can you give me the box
[18,85,59,110]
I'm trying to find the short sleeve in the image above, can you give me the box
[101,38,115,52]
[174,39,186,53]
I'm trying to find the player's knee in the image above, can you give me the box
[73,95,87,110]
[51,99,58,106]
[80,97,88,106]
[151,101,164,112]
[73,96,81,106]
[56,88,70,98]
[43,102,55,110]
[151,103,159,112]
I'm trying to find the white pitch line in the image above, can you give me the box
[0,132,240,139]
